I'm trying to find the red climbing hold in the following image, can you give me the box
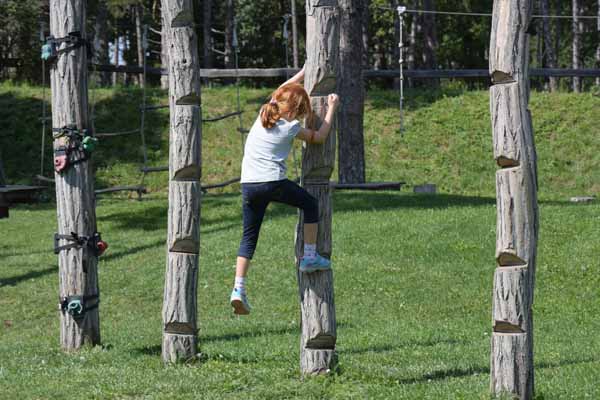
[54,155,68,172]
[96,240,108,256]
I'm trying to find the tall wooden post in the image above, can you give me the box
[49,0,100,349]
[294,0,339,376]
[161,0,202,363]
[489,1,539,398]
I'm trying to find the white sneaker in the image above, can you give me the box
[230,288,251,315]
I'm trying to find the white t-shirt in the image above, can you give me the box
[240,117,301,183]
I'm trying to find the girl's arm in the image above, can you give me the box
[279,65,305,88]
[296,94,339,145]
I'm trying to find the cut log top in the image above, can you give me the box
[489,0,532,83]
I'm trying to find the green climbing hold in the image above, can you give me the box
[66,298,83,315]
[82,136,98,152]
[41,43,54,61]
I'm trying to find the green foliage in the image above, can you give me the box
[3,1,600,82]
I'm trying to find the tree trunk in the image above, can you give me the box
[160,7,169,89]
[294,0,339,376]
[161,0,202,364]
[540,0,557,91]
[362,0,370,68]
[572,0,582,92]
[407,1,417,87]
[489,0,539,398]
[390,0,400,70]
[224,0,235,69]
[291,0,299,68]
[422,0,438,87]
[135,3,144,86]
[93,0,110,86]
[203,0,212,69]
[596,0,600,86]
[49,0,100,350]
[338,0,365,184]
[112,23,119,86]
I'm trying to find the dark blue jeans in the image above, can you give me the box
[238,179,319,259]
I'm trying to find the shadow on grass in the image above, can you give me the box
[343,337,468,356]
[393,356,598,386]
[0,265,57,288]
[101,239,166,263]
[134,322,351,360]
[98,192,495,233]
[333,192,496,213]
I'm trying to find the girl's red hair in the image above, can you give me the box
[260,83,312,129]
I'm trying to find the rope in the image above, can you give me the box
[139,24,149,186]
[377,6,600,19]
[233,17,246,159]
[40,59,48,177]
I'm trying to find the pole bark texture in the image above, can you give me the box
[489,1,539,398]
[338,0,365,184]
[161,0,202,364]
[49,0,100,350]
[160,7,169,89]
[294,0,339,376]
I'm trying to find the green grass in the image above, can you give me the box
[1,82,599,199]
[1,193,599,399]
[1,82,599,398]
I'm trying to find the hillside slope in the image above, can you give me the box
[1,82,598,200]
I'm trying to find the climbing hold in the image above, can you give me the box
[82,136,98,152]
[54,147,68,173]
[41,43,54,61]
[66,298,83,316]
[96,240,108,256]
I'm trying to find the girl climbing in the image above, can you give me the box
[230,67,340,315]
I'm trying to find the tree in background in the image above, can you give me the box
[339,0,366,184]
[540,0,558,91]
[572,0,582,92]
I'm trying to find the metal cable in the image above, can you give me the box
[377,6,600,19]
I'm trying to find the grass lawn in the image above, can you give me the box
[1,83,599,398]
[1,192,599,399]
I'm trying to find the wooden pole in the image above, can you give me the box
[489,1,539,398]
[160,6,169,90]
[161,0,202,364]
[294,0,339,376]
[49,0,100,350]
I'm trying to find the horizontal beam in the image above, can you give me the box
[95,185,147,195]
[88,64,600,79]
[331,181,405,191]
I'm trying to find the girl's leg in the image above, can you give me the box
[235,256,251,278]
[232,184,269,314]
[271,180,325,265]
